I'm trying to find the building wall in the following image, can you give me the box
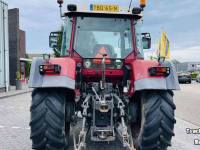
[19,30,26,58]
[176,62,200,72]
[28,54,54,59]
[0,0,9,92]
[8,8,20,86]
[188,62,200,71]
[176,62,188,72]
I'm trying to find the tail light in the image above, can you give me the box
[149,67,170,77]
[39,65,61,75]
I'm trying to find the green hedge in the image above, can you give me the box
[25,62,31,78]
[189,71,200,80]
[190,74,198,79]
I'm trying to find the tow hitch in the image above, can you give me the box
[72,94,136,150]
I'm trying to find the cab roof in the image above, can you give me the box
[64,4,143,18]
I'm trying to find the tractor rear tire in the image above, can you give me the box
[132,90,176,150]
[30,88,69,150]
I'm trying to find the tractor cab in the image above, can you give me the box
[50,4,151,61]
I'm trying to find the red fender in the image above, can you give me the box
[45,58,76,80]
[128,60,163,97]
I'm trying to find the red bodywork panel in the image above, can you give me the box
[130,60,162,81]
[128,60,163,97]
[82,69,124,78]
[82,69,124,84]
[44,58,76,80]
[43,57,164,98]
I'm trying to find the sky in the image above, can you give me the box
[5,0,200,62]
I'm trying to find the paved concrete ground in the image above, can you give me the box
[0,83,200,150]
[174,81,200,126]
[0,83,32,99]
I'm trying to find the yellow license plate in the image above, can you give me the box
[90,4,119,12]
[182,76,187,78]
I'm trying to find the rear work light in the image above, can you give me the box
[39,65,61,75]
[149,67,170,77]
[67,4,77,11]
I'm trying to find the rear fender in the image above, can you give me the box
[128,60,180,97]
[29,57,76,90]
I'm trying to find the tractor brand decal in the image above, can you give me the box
[158,30,171,59]
[90,4,119,12]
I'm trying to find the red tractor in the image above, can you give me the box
[29,0,180,150]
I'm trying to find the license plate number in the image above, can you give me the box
[182,76,187,78]
[90,4,119,12]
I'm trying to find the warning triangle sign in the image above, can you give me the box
[93,46,111,64]
[94,46,110,58]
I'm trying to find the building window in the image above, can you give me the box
[191,64,196,68]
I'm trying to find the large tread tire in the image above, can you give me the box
[132,90,176,150]
[30,88,69,150]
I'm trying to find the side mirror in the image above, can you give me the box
[142,33,151,49]
[49,36,58,48]
[49,31,63,48]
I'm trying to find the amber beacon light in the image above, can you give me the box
[57,0,63,5]
[57,0,64,17]
[140,0,146,8]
